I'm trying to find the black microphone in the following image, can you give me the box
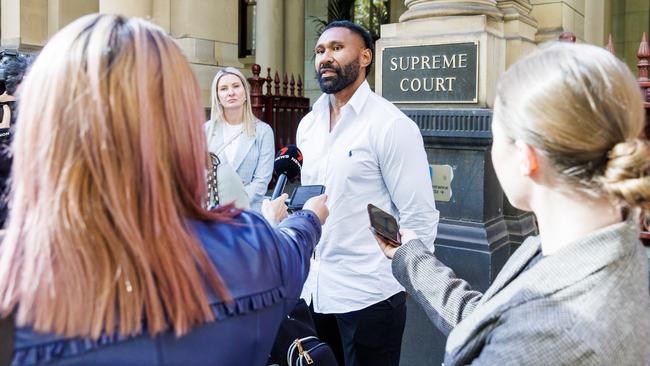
[271,145,303,199]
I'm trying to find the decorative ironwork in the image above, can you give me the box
[248,64,310,152]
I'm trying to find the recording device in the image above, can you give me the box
[367,204,401,247]
[0,49,32,140]
[288,185,325,211]
[0,49,19,87]
[271,145,303,200]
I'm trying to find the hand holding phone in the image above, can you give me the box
[288,185,325,211]
[303,194,329,225]
[367,204,401,247]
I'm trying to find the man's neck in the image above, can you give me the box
[328,76,366,131]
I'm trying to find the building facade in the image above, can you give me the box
[1,0,647,107]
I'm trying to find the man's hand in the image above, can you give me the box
[261,193,289,226]
[303,194,329,225]
[373,228,418,259]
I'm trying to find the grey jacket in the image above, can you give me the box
[393,219,650,365]
[215,161,250,209]
[205,120,275,211]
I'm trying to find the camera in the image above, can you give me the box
[0,49,19,89]
[0,49,33,140]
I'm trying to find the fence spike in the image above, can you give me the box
[638,32,649,82]
[297,75,303,97]
[265,67,273,96]
[290,74,296,97]
[605,34,616,55]
[282,73,289,96]
[274,71,281,96]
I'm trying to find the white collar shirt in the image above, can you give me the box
[297,80,439,313]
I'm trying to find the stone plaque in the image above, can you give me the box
[429,164,454,202]
[382,42,478,103]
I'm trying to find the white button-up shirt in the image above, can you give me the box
[297,81,439,313]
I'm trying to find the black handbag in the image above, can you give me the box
[286,336,337,366]
[269,300,338,366]
[0,312,14,366]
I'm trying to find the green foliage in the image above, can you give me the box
[308,0,390,41]
[353,0,390,41]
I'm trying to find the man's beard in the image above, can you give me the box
[316,60,360,94]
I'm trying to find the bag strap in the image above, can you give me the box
[206,153,220,209]
[212,127,243,158]
[0,312,14,366]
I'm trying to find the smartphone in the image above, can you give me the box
[288,185,325,210]
[367,204,401,246]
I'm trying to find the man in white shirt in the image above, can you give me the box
[297,21,439,366]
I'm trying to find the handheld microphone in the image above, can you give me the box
[271,145,303,199]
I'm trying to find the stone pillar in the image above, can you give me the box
[256,0,284,77]
[1,0,48,51]
[530,0,585,43]
[284,0,304,82]
[152,0,171,33]
[169,0,241,107]
[303,0,328,103]
[400,0,502,22]
[584,0,606,46]
[99,0,152,18]
[390,0,409,23]
[48,0,98,37]
[497,0,537,67]
[611,0,650,72]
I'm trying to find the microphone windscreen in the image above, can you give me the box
[273,145,303,180]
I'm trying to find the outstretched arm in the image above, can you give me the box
[392,239,483,335]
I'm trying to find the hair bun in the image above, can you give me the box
[599,138,650,208]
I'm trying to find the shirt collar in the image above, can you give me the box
[313,80,371,115]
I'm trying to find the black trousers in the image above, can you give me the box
[311,292,407,366]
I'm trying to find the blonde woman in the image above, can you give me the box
[205,67,275,212]
[375,42,650,365]
[0,14,328,365]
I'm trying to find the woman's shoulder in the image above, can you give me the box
[254,120,273,134]
[204,119,220,132]
[194,210,269,239]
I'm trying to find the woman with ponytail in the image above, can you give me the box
[374,42,650,365]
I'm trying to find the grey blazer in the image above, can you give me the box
[205,120,275,211]
[393,219,650,365]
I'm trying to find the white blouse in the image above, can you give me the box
[222,122,243,164]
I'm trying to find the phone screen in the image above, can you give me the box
[289,185,325,210]
[367,204,400,245]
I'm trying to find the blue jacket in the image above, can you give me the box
[12,210,321,366]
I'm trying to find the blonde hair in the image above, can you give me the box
[495,42,650,210]
[0,14,233,339]
[207,67,257,140]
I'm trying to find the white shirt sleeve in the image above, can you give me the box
[376,117,439,250]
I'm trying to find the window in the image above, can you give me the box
[239,0,256,58]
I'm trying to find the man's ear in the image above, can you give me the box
[514,140,539,176]
[360,48,372,70]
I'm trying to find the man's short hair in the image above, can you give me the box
[322,20,374,76]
